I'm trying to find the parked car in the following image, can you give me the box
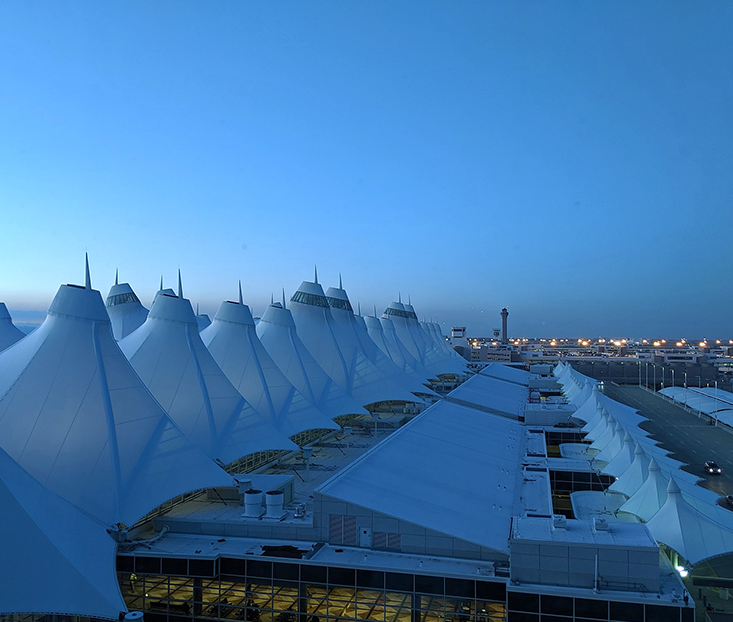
[725,495,733,507]
[705,460,723,475]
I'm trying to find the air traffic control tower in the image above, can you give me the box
[501,307,509,344]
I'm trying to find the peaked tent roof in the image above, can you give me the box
[0,281,232,526]
[289,280,419,406]
[620,458,668,521]
[0,302,24,352]
[256,302,369,420]
[201,295,339,438]
[646,478,733,564]
[119,287,296,466]
[479,363,531,386]
[105,280,149,340]
[0,445,126,619]
[375,315,437,382]
[361,314,429,384]
[609,443,650,497]
[383,300,467,376]
[317,400,523,554]
[325,285,433,396]
[601,431,636,477]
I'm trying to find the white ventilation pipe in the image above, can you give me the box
[243,489,263,517]
[266,490,284,518]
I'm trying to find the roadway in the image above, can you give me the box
[600,384,733,501]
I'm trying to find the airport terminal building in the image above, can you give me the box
[0,265,726,622]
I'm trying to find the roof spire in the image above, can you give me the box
[238,280,243,305]
[314,265,318,284]
[373,304,377,318]
[114,268,119,286]
[357,302,361,316]
[408,294,411,305]
[398,292,402,304]
[177,269,183,299]
[339,272,342,289]
[271,293,274,305]
[196,302,200,314]
[159,275,164,292]
[84,253,91,290]
[282,288,287,309]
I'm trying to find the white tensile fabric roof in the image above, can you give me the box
[0,302,24,352]
[375,315,436,382]
[447,373,528,419]
[359,314,429,385]
[120,284,296,465]
[0,281,232,526]
[384,300,467,376]
[609,443,649,497]
[646,478,733,565]
[325,285,433,396]
[105,277,149,340]
[201,290,339,438]
[289,280,418,406]
[256,302,369,420]
[0,445,126,619]
[480,363,531,386]
[317,400,523,554]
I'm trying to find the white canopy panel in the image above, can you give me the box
[480,363,531,386]
[290,280,418,406]
[325,285,433,396]
[120,288,296,465]
[647,478,733,565]
[257,302,369,420]
[0,282,232,526]
[201,294,339,438]
[105,280,149,341]
[0,302,24,352]
[0,445,126,619]
[447,373,527,419]
[317,400,523,554]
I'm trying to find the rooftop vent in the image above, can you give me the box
[552,515,567,530]
[592,517,609,532]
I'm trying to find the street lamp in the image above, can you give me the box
[672,369,675,388]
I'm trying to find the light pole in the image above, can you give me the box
[653,365,656,391]
[715,380,720,427]
[662,366,665,389]
[638,360,642,387]
[645,362,649,388]
[672,369,675,388]
[684,371,687,389]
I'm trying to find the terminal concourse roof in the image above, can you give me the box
[317,399,524,554]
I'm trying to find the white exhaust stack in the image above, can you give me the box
[266,490,285,518]
[243,489,263,518]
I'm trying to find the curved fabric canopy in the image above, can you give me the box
[0,445,126,619]
[0,281,232,526]
[384,300,467,376]
[105,278,149,340]
[0,302,24,352]
[377,315,437,382]
[289,280,418,406]
[256,302,369,419]
[201,292,339,438]
[620,458,668,521]
[120,285,296,465]
[325,285,432,397]
[609,443,650,497]
[647,478,733,564]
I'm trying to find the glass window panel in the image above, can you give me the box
[477,582,506,603]
[385,573,413,593]
[415,575,444,596]
[162,558,188,576]
[248,560,274,580]
[303,565,329,584]
[357,570,385,590]
[446,578,475,598]
[509,592,539,613]
[609,601,644,622]
[575,599,608,620]
[541,596,573,616]
[330,567,356,587]
[646,605,681,622]
[221,558,246,578]
[135,556,161,574]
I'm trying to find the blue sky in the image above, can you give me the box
[1,2,731,337]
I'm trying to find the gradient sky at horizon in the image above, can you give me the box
[1,2,731,338]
